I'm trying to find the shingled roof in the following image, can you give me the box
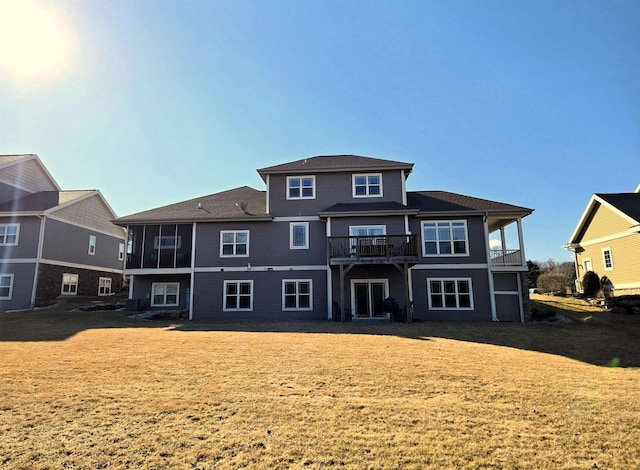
[407,191,533,215]
[595,193,640,223]
[0,190,95,213]
[113,186,269,225]
[257,155,414,179]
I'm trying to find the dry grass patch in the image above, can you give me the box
[1,303,639,469]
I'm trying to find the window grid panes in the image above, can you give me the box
[221,231,249,257]
[353,174,382,197]
[152,282,179,306]
[428,279,473,310]
[61,273,78,295]
[290,223,309,249]
[283,280,312,310]
[603,249,613,270]
[98,277,112,296]
[0,224,19,245]
[0,274,13,299]
[224,281,253,311]
[422,221,468,256]
[287,176,315,199]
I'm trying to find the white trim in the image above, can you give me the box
[273,216,320,222]
[352,173,383,198]
[404,215,410,235]
[61,272,79,296]
[483,216,498,321]
[195,265,328,273]
[88,235,97,255]
[602,247,614,271]
[286,175,316,200]
[421,220,469,257]
[46,214,126,239]
[494,290,519,295]
[0,273,15,300]
[220,230,250,258]
[98,277,112,296]
[1,258,38,264]
[40,258,123,274]
[125,267,193,275]
[401,169,407,205]
[290,222,309,249]
[427,277,475,310]
[282,279,313,311]
[0,223,20,246]
[326,268,332,320]
[189,222,197,320]
[583,258,593,273]
[223,279,254,311]
[516,272,525,323]
[410,263,488,270]
[350,278,389,318]
[118,243,125,261]
[572,230,636,248]
[569,194,640,244]
[349,225,387,236]
[265,175,270,214]
[31,215,46,307]
[151,281,180,307]
[129,275,134,299]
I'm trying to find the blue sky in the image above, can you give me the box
[1,0,638,262]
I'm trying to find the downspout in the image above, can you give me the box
[189,222,197,320]
[326,217,332,320]
[483,212,498,321]
[30,213,46,309]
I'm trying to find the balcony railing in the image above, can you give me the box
[328,235,419,262]
[490,249,523,266]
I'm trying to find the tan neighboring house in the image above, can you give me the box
[564,184,640,296]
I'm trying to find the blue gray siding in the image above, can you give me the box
[192,269,327,321]
[268,170,406,217]
[131,274,191,310]
[0,216,42,259]
[330,216,406,237]
[0,263,37,311]
[0,182,30,205]
[42,218,124,271]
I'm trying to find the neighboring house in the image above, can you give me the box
[114,155,533,322]
[0,154,126,311]
[564,184,640,296]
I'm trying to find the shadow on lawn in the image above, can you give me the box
[1,302,638,368]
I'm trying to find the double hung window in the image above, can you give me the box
[61,273,79,295]
[0,224,19,245]
[224,280,253,311]
[422,220,468,256]
[287,176,315,199]
[282,280,312,310]
[220,230,249,257]
[151,282,179,306]
[0,274,14,299]
[352,173,382,197]
[98,277,112,296]
[428,279,473,310]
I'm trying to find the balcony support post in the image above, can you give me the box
[516,217,526,266]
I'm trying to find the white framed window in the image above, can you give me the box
[421,220,469,256]
[98,277,112,296]
[0,274,14,299]
[282,279,312,310]
[0,224,19,246]
[88,235,97,255]
[151,282,179,307]
[61,273,79,295]
[154,235,182,250]
[290,222,309,249]
[583,259,593,272]
[287,176,315,200]
[352,173,382,197]
[602,248,614,271]
[223,280,253,311]
[118,243,125,261]
[427,278,474,310]
[220,230,249,257]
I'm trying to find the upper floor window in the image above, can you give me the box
[0,224,19,246]
[0,274,14,300]
[290,222,309,249]
[287,176,315,200]
[118,243,125,261]
[602,248,614,270]
[88,235,97,255]
[353,173,382,197]
[427,278,474,310]
[421,220,468,256]
[154,235,181,250]
[220,230,249,257]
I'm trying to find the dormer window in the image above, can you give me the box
[353,174,382,197]
[287,176,315,200]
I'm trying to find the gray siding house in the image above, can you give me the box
[0,154,126,311]
[114,155,533,322]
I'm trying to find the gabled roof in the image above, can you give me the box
[567,192,640,244]
[113,186,269,225]
[407,191,533,215]
[0,190,95,213]
[257,155,414,180]
[0,154,61,191]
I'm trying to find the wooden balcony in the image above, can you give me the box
[328,235,419,264]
